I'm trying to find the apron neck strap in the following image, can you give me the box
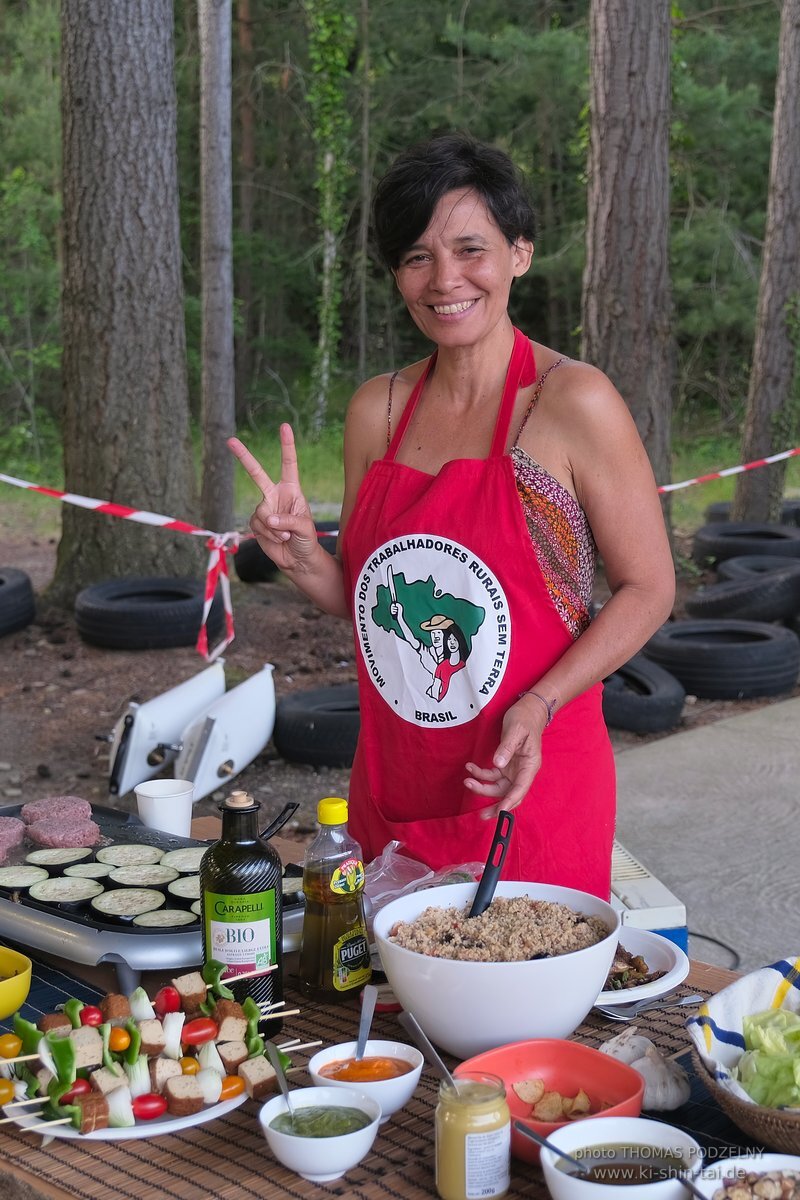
[385,351,437,463]
[489,328,536,458]
[384,327,536,464]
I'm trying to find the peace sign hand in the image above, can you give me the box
[228,424,320,574]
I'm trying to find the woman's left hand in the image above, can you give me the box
[464,695,547,817]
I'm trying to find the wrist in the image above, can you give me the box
[517,688,557,727]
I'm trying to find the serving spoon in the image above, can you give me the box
[397,1011,456,1089]
[266,1041,298,1128]
[468,810,514,919]
[355,984,379,1061]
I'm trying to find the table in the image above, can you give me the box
[0,960,760,1200]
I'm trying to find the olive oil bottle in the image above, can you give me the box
[200,789,283,1024]
[298,797,372,1003]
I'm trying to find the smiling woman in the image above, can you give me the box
[228,133,675,899]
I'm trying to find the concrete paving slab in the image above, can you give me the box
[614,697,800,973]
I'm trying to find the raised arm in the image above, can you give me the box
[228,424,349,618]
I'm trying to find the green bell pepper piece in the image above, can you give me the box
[246,1033,265,1058]
[62,998,84,1029]
[12,1014,42,1057]
[100,1023,120,1074]
[243,996,261,1041]
[202,959,234,1001]
[45,1032,76,1087]
[18,1065,39,1097]
[123,1018,141,1066]
[264,1041,291,1072]
[44,1084,82,1130]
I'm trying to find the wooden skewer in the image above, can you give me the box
[221,964,277,983]
[0,1053,40,1066]
[0,1114,72,1129]
[5,1096,47,1109]
[259,1007,300,1020]
[258,1000,287,1012]
[277,1039,322,1053]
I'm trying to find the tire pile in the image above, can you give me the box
[604,501,800,734]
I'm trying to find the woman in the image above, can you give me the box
[229,133,674,898]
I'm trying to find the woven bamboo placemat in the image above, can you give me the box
[0,970,756,1200]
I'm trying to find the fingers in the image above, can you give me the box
[279,423,301,487]
[228,437,275,498]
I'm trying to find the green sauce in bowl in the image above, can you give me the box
[270,1105,371,1138]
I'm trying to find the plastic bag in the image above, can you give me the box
[363,839,483,934]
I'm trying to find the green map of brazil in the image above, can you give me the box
[371,572,485,650]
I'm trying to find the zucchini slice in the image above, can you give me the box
[91,888,165,920]
[0,865,50,890]
[28,877,104,904]
[25,848,94,867]
[96,844,165,867]
[108,864,180,888]
[159,847,207,874]
[167,875,200,901]
[132,908,198,928]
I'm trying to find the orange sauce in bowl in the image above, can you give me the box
[319,1055,414,1082]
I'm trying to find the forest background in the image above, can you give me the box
[1,0,799,586]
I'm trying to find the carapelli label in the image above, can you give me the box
[354,534,511,728]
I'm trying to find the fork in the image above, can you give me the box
[593,993,704,1021]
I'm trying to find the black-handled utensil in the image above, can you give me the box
[468,810,514,918]
[260,802,299,840]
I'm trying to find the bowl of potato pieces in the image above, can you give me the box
[454,1038,644,1163]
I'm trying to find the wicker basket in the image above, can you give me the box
[692,1049,800,1154]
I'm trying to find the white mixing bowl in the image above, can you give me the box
[372,881,620,1059]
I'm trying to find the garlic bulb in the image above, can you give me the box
[601,1026,691,1111]
[600,1025,656,1065]
[631,1045,691,1111]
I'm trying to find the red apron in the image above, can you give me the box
[341,328,615,898]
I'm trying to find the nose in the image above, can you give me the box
[428,253,462,294]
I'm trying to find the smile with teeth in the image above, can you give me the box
[431,300,477,315]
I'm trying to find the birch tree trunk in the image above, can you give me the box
[581,0,673,497]
[234,0,255,423]
[54,0,198,604]
[733,0,800,522]
[199,0,235,532]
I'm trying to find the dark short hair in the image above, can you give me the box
[373,133,537,269]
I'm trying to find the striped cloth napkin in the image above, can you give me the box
[686,955,800,1104]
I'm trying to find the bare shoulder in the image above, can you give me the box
[346,361,428,440]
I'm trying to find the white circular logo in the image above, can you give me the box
[353,534,511,727]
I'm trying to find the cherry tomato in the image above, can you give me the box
[79,1005,103,1027]
[108,1027,131,1053]
[59,1078,92,1106]
[0,1034,22,1060]
[179,1056,200,1075]
[181,1018,218,1046]
[153,986,181,1019]
[219,1075,245,1101]
[132,1093,168,1121]
[0,1078,15,1105]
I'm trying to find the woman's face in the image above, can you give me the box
[446,632,459,655]
[392,188,532,349]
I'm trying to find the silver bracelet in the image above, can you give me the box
[518,689,556,727]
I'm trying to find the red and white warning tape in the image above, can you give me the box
[2,443,799,657]
[658,447,800,493]
[0,471,238,662]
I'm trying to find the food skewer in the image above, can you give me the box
[221,964,277,982]
[0,1053,40,1067]
[4,1096,48,1108]
[259,1006,301,1020]
[276,1039,322,1053]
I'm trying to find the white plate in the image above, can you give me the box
[693,1154,800,1197]
[595,926,690,1006]
[4,1090,247,1140]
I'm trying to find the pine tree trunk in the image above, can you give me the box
[733,0,800,522]
[199,0,235,532]
[581,0,673,497]
[234,0,255,423]
[54,0,199,606]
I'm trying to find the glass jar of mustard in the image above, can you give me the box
[435,1071,511,1200]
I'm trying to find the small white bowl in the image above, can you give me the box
[307,1039,424,1123]
[258,1084,381,1182]
[693,1154,800,1197]
[539,1115,703,1200]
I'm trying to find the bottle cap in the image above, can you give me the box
[317,797,348,825]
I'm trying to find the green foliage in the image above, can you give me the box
[0,0,61,428]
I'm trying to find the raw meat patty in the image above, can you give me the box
[26,819,101,849]
[21,796,92,825]
[0,816,25,849]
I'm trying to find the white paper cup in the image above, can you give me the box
[135,779,194,837]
